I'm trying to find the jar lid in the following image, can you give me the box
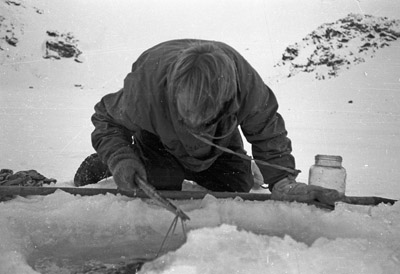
[315,154,343,162]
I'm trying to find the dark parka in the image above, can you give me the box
[91,39,295,190]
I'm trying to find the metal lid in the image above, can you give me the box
[315,154,343,163]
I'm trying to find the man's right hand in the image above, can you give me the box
[108,147,147,191]
[111,158,147,191]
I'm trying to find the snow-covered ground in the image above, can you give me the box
[1,0,400,273]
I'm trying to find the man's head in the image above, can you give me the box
[167,42,238,132]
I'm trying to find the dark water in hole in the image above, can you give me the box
[27,235,185,274]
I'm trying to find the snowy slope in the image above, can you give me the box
[1,0,400,196]
[1,0,400,273]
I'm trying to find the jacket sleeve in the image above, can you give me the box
[237,59,296,191]
[91,88,136,166]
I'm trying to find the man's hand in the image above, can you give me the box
[271,177,343,207]
[108,147,147,191]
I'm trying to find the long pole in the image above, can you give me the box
[0,186,396,208]
[0,185,272,200]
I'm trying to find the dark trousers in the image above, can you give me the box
[137,138,254,192]
[75,133,254,192]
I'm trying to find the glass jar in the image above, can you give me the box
[308,154,346,195]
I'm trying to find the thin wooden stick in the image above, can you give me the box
[135,177,190,221]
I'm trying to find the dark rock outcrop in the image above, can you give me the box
[43,30,83,63]
[275,14,400,80]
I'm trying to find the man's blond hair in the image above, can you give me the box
[167,42,237,128]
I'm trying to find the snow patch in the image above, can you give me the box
[142,224,399,274]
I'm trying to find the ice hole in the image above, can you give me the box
[1,191,399,273]
[27,232,186,273]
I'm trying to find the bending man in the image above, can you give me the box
[74,39,341,207]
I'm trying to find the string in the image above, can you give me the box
[191,132,301,176]
[155,215,188,258]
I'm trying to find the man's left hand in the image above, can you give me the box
[271,177,343,207]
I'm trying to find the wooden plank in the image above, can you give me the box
[0,185,272,200]
[0,186,396,208]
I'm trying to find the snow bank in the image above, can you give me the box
[0,191,399,273]
[143,225,398,274]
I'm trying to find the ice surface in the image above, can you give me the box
[142,224,399,274]
[0,191,399,273]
